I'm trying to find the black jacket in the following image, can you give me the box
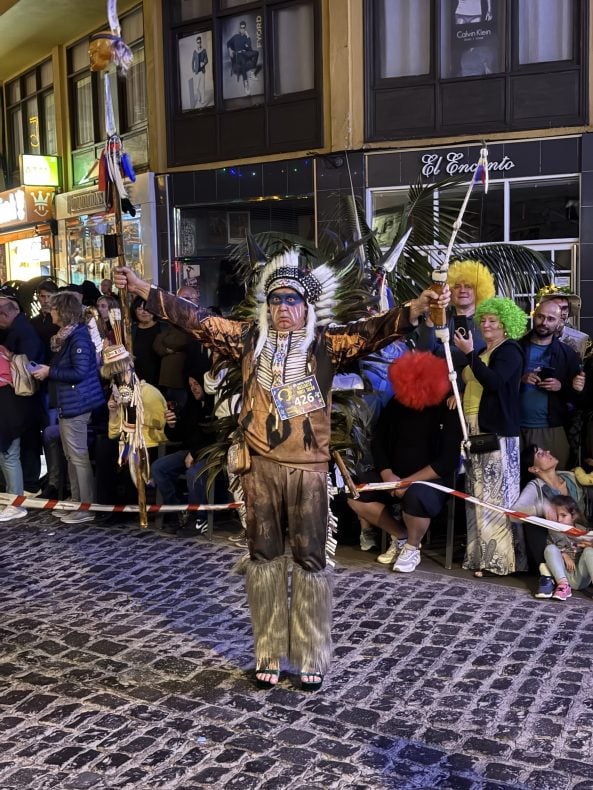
[372,398,462,479]
[519,333,582,428]
[463,339,524,437]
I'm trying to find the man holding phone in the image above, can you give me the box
[411,259,495,371]
[519,300,585,468]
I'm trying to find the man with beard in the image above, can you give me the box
[519,300,585,468]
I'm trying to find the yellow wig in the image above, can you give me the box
[447,259,496,307]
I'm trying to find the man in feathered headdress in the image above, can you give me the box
[114,253,449,691]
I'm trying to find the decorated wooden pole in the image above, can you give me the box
[89,0,148,527]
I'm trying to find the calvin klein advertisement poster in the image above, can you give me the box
[448,0,500,78]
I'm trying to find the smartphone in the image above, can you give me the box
[538,367,556,380]
[453,315,469,337]
[25,361,39,373]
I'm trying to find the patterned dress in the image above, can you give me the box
[462,348,527,575]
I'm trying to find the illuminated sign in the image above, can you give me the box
[20,154,61,187]
[0,187,55,228]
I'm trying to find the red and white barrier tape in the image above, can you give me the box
[0,493,242,515]
[354,480,593,541]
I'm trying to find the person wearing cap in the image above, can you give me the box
[30,291,106,524]
[114,253,449,692]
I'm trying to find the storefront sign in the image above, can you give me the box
[66,189,107,216]
[20,154,61,187]
[0,186,55,228]
[420,151,515,178]
[366,138,581,188]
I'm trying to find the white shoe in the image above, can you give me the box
[360,527,378,551]
[60,511,95,524]
[250,71,259,80]
[0,505,27,522]
[244,83,251,95]
[393,544,421,573]
[377,536,407,564]
[23,489,41,497]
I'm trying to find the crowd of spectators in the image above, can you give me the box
[0,266,591,601]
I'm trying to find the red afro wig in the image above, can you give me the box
[388,352,451,410]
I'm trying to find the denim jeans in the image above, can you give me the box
[59,412,94,504]
[151,449,206,505]
[0,437,24,495]
[544,543,593,590]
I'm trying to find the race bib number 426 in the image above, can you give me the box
[271,375,326,421]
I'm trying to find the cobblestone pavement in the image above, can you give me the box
[0,513,592,790]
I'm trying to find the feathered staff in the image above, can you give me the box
[89,0,147,526]
[428,144,491,454]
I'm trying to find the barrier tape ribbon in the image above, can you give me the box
[355,480,593,541]
[0,493,241,515]
[3,482,592,543]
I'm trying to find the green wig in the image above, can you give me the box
[447,259,496,307]
[475,297,528,340]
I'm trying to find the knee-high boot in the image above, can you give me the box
[289,564,333,674]
[245,556,289,668]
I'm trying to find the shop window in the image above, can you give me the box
[273,3,315,96]
[126,44,147,127]
[371,189,410,248]
[122,7,144,42]
[377,0,431,78]
[7,80,21,105]
[71,38,91,73]
[26,98,40,154]
[10,109,24,162]
[440,0,505,78]
[74,76,95,147]
[40,61,53,88]
[43,94,57,155]
[5,59,56,182]
[510,178,579,241]
[24,71,37,97]
[365,0,585,140]
[517,0,574,64]
[165,0,322,164]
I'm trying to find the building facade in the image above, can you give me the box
[0,0,591,330]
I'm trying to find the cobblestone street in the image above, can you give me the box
[0,512,592,789]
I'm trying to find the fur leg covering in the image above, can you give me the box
[289,564,333,674]
[245,556,289,667]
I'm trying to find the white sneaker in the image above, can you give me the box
[60,511,95,524]
[377,536,407,564]
[393,544,421,573]
[0,505,28,522]
[244,83,251,95]
[360,527,378,551]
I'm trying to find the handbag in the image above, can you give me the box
[0,351,37,396]
[10,354,38,397]
[465,433,500,454]
[227,435,251,475]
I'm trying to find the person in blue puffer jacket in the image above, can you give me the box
[32,291,105,524]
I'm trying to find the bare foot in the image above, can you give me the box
[256,662,279,687]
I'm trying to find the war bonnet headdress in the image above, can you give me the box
[253,249,339,358]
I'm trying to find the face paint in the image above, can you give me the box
[268,288,306,331]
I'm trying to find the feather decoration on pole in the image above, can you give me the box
[428,143,491,455]
[90,0,147,527]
